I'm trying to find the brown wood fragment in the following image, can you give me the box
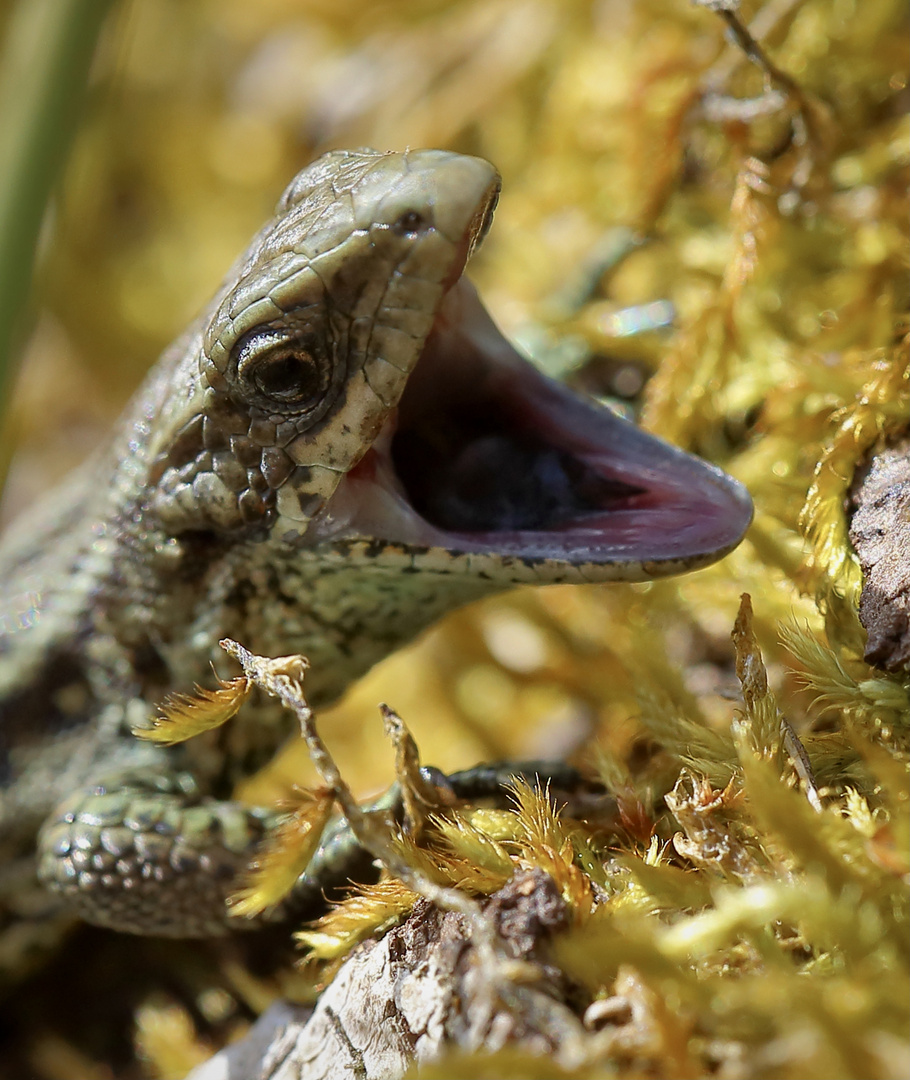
[849,435,910,671]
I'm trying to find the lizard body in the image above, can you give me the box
[0,149,752,950]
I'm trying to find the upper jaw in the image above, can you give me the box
[303,277,753,579]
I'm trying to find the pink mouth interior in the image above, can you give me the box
[311,280,752,568]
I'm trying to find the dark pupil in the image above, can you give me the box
[254,352,319,401]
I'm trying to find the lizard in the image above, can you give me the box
[0,148,752,958]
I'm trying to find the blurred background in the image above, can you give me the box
[0,0,906,1076]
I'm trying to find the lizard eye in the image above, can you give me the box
[250,350,322,402]
[234,330,336,417]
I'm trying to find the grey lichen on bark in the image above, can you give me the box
[849,434,910,672]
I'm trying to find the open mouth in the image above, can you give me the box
[309,247,752,578]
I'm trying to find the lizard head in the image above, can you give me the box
[146,148,751,585]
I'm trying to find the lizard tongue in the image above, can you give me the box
[311,279,752,579]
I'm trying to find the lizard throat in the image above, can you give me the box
[305,278,752,576]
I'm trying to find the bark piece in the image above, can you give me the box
[187,870,587,1080]
[849,435,910,671]
[186,1002,313,1080]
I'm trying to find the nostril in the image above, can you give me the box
[393,210,426,235]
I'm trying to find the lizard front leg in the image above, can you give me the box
[36,749,602,937]
[36,756,281,937]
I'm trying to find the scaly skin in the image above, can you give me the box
[0,149,752,948]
